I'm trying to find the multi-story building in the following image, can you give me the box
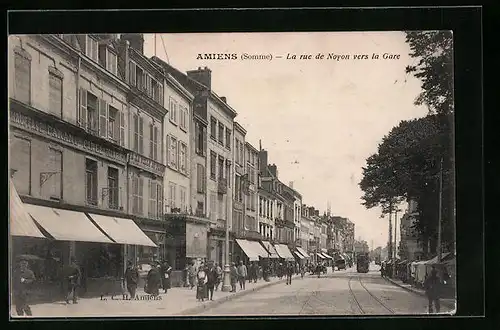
[8,34,163,298]
[289,182,302,247]
[399,199,424,261]
[320,222,328,252]
[245,142,259,233]
[300,206,310,252]
[258,149,276,240]
[233,122,246,235]
[281,181,297,247]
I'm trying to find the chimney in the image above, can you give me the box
[259,150,268,175]
[220,96,227,103]
[187,67,212,89]
[268,164,278,178]
[289,181,294,189]
[120,34,144,54]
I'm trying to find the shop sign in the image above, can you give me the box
[10,110,126,164]
[128,151,165,177]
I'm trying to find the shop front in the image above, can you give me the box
[208,227,234,267]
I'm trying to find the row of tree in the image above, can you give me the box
[359,31,454,258]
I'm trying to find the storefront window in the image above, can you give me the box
[76,242,123,279]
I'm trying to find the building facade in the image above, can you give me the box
[399,199,424,261]
[233,122,246,236]
[245,142,259,234]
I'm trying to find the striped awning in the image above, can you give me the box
[316,253,325,259]
[322,252,334,259]
[9,181,46,238]
[294,251,304,259]
[236,239,260,261]
[274,244,295,260]
[88,214,157,247]
[296,247,310,258]
[247,240,269,259]
[261,241,279,258]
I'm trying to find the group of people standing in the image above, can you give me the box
[124,260,172,298]
[186,260,223,302]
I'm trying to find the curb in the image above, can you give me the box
[176,275,303,316]
[384,277,456,310]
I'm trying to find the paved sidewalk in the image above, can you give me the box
[10,275,301,318]
[384,277,456,310]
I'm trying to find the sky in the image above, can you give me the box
[144,31,428,249]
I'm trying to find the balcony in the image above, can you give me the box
[218,177,227,195]
[128,151,165,177]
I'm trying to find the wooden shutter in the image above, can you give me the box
[114,108,120,143]
[159,84,164,106]
[138,176,144,214]
[138,116,144,154]
[157,183,163,217]
[133,114,138,151]
[129,61,136,86]
[154,126,159,161]
[78,88,87,128]
[202,127,207,156]
[99,99,108,138]
[149,123,154,159]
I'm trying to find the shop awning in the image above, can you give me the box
[9,181,46,238]
[88,214,157,247]
[322,252,334,259]
[274,244,295,260]
[296,247,310,258]
[236,239,260,261]
[261,241,279,258]
[425,253,452,265]
[294,251,304,259]
[25,205,112,243]
[247,240,269,259]
[316,253,325,259]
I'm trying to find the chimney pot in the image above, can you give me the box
[221,96,227,103]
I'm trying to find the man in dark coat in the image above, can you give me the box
[286,262,294,285]
[124,261,139,299]
[13,257,35,316]
[230,262,238,292]
[146,262,161,296]
[63,257,81,304]
[206,262,218,301]
[161,261,172,294]
[424,267,442,313]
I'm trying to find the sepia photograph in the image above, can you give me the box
[8,31,456,318]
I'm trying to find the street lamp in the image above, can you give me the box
[221,180,232,292]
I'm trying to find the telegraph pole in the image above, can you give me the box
[393,209,399,278]
[437,157,443,262]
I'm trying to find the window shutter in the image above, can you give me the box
[78,88,87,128]
[138,116,144,154]
[177,140,181,170]
[149,123,154,159]
[154,126,159,161]
[129,61,136,86]
[99,99,108,138]
[138,176,144,214]
[115,108,121,144]
[133,114,138,151]
[159,84,164,106]
[202,127,207,156]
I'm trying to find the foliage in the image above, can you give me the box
[405,31,454,115]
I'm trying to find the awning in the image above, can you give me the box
[247,240,269,259]
[88,214,157,247]
[274,244,295,260]
[236,239,260,261]
[294,251,304,259]
[425,253,452,265]
[9,181,46,238]
[316,253,325,259]
[296,247,310,258]
[261,241,279,258]
[322,252,334,259]
[25,205,112,243]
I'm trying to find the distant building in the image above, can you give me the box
[399,199,424,261]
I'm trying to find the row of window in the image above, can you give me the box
[209,193,226,221]
[169,97,188,131]
[84,35,118,76]
[210,116,231,149]
[166,182,188,212]
[235,138,244,165]
[129,60,163,105]
[209,151,231,184]
[258,197,284,220]
[166,135,188,174]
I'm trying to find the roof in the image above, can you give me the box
[245,141,259,153]
[234,121,247,135]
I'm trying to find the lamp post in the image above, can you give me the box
[221,181,232,292]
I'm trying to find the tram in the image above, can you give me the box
[356,254,370,273]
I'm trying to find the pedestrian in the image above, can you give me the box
[316,263,322,278]
[186,259,197,289]
[277,263,283,280]
[424,267,442,314]
[206,262,218,301]
[13,257,35,316]
[124,260,139,299]
[161,261,172,294]
[300,265,305,279]
[214,263,223,291]
[249,262,257,284]
[230,262,238,292]
[286,262,294,285]
[146,262,161,296]
[237,260,248,290]
[196,263,208,302]
[63,256,81,304]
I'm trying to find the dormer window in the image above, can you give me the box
[85,36,98,61]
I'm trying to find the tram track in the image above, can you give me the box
[348,275,395,315]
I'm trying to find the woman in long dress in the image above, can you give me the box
[196,264,208,302]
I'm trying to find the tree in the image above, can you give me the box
[405,31,454,115]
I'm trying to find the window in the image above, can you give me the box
[48,72,62,117]
[218,157,224,180]
[226,130,231,149]
[169,98,178,124]
[168,136,178,169]
[86,92,98,133]
[210,151,216,180]
[108,167,119,209]
[106,50,117,75]
[210,116,217,139]
[149,179,158,218]
[138,116,144,154]
[218,194,225,219]
[210,193,217,221]
[133,114,139,152]
[108,106,119,141]
[235,139,240,164]
[136,66,145,91]
[235,175,241,202]
[197,164,205,193]
[132,174,144,215]
[240,142,244,165]
[85,36,98,61]
[180,106,188,131]
[195,122,205,156]
[129,61,137,86]
[14,52,31,104]
[85,158,98,205]
[157,183,163,218]
[218,123,224,144]
[179,142,187,173]
[10,136,31,195]
[168,182,176,209]
[40,148,62,200]
[180,186,187,213]
[149,124,159,161]
[226,162,231,187]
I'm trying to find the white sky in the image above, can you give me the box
[144,32,427,248]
